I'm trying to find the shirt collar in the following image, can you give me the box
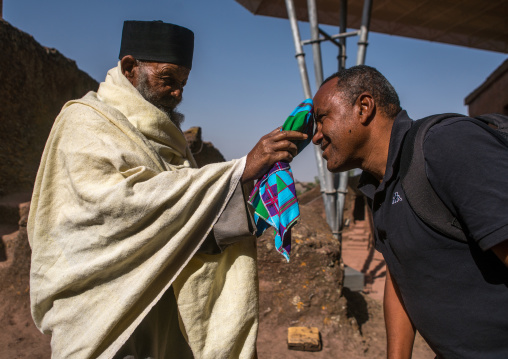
[358,110,413,199]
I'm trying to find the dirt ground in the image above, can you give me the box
[0,188,436,358]
[0,194,52,359]
[255,186,435,359]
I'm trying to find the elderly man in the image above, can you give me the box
[28,21,306,359]
[312,65,508,359]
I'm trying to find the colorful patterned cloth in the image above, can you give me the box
[248,99,314,261]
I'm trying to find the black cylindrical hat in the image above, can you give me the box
[119,20,194,69]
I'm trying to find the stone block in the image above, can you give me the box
[343,265,365,292]
[287,327,322,351]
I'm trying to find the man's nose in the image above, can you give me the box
[171,87,183,99]
[312,126,322,145]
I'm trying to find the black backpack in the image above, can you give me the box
[399,113,508,242]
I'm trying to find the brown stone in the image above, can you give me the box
[183,126,226,167]
[0,197,51,358]
[287,326,322,351]
[0,19,97,357]
[0,19,98,195]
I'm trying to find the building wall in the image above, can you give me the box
[0,19,98,195]
[466,59,508,117]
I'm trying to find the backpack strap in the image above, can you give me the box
[475,114,508,142]
[400,112,508,242]
[400,113,469,243]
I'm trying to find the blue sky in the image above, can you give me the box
[4,0,507,181]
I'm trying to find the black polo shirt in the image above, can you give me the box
[359,110,508,359]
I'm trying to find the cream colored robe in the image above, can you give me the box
[28,64,258,359]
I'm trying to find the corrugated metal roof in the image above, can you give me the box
[235,0,508,53]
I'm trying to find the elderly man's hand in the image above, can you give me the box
[242,127,308,184]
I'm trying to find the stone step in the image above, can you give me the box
[346,230,369,237]
[0,224,18,238]
[347,226,369,233]
[344,235,370,242]
[343,240,368,245]
[343,233,367,240]
[343,244,369,250]
[345,227,369,234]
[342,249,368,254]
[343,242,368,247]
[348,226,369,232]
[0,230,19,263]
[350,220,369,228]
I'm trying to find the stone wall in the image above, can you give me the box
[184,126,226,167]
[0,19,98,195]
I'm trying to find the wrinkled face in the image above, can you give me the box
[312,78,363,172]
[133,61,190,117]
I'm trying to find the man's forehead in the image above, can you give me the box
[160,62,190,73]
[144,61,190,76]
[314,78,340,108]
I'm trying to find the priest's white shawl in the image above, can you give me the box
[28,64,258,359]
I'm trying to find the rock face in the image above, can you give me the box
[183,126,226,167]
[0,19,97,357]
[0,19,98,195]
[0,193,51,358]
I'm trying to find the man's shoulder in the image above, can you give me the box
[50,92,136,147]
[424,115,507,153]
[58,91,128,128]
[419,116,498,159]
[60,92,101,117]
[425,115,477,135]
[62,92,108,116]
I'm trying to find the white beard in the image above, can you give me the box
[135,69,185,129]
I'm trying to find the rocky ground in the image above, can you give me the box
[0,192,51,358]
[0,185,435,358]
[255,185,434,358]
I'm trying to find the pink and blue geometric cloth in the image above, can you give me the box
[248,99,314,261]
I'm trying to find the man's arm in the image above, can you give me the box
[242,127,308,183]
[384,268,416,359]
[200,128,308,253]
[198,181,256,254]
[491,239,508,267]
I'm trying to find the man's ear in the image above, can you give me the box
[120,55,138,85]
[357,93,375,125]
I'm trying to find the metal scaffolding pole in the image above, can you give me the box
[338,0,348,70]
[282,0,373,292]
[335,0,350,245]
[284,0,373,245]
[357,0,373,65]
[284,0,333,231]
[284,0,312,99]
[307,0,323,85]
[306,0,338,234]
